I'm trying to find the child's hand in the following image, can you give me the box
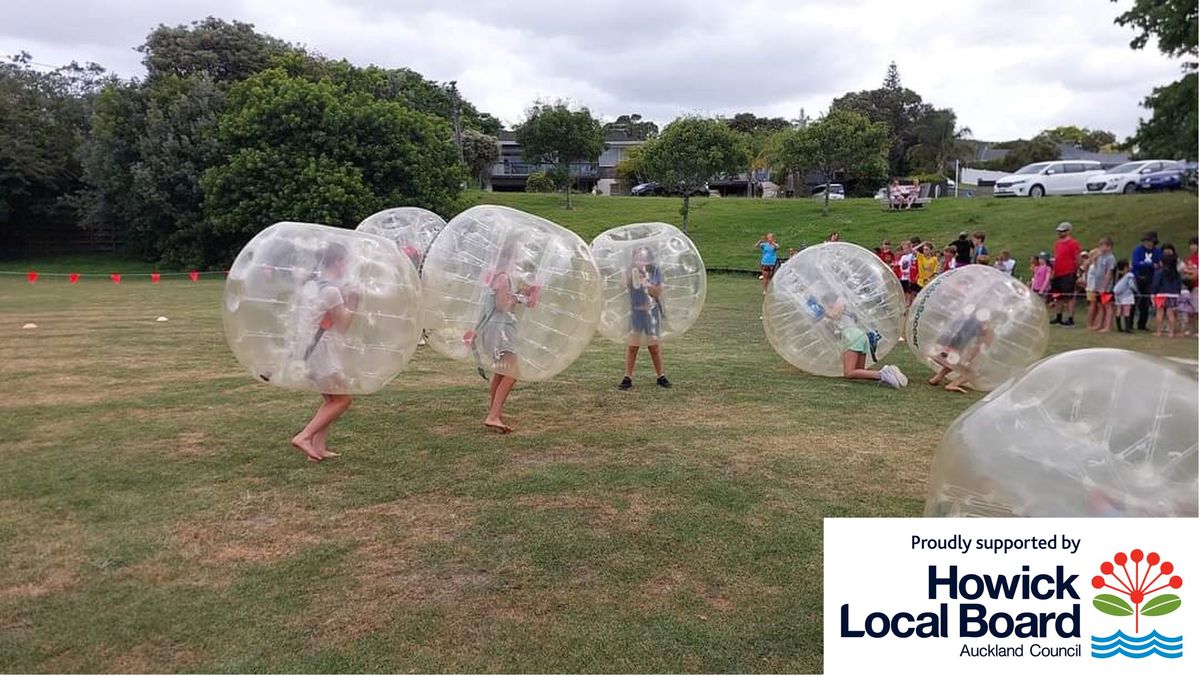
[462,329,475,346]
[525,285,542,308]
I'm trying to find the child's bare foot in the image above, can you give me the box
[945,383,971,394]
[317,448,340,459]
[291,435,324,462]
[928,375,944,386]
[484,417,512,434]
[1098,327,1110,333]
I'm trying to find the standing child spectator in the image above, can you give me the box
[755,233,779,294]
[971,231,988,263]
[1152,244,1183,337]
[950,232,972,267]
[942,245,959,274]
[993,249,1016,275]
[1112,260,1136,332]
[1131,232,1162,330]
[876,240,895,268]
[916,242,939,290]
[1086,237,1117,332]
[1031,254,1052,300]
[1176,288,1194,337]
[898,241,917,305]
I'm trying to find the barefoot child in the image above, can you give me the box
[467,245,541,433]
[927,308,994,394]
[292,243,359,462]
[618,246,671,390]
[1153,244,1183,338]
[1112,260,1136,332]
[1086,237,1116,332]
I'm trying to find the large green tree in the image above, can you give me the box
[514,101,605,209]
[602,113,658,140]
[1041,125,1117,152]
[0,53,109,255]
[907,108,973,175]
[200,68,464,266]
[830,62,932,177]
[778,109,888,213]
[1113,0,1198,159]
[640,116,746,231]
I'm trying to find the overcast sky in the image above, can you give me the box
[2,0,1187,140]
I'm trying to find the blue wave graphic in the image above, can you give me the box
[1091,630,1183,659]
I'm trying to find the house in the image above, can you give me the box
[489,129,647,193]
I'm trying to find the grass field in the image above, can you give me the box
[0,194,1196,672]
[471,191,1199,273]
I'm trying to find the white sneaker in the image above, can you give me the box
[879,367,902,389]
[888,365,909,387]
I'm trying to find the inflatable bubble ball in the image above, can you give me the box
[590,222,706,346]
[762,242,906,377]
[223,222,422,395]
[926,348,1198,517]
[905,265,1049,391]
[355,207,447,270]
[420,205,602,382]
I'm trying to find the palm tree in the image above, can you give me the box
[908,109,973,176]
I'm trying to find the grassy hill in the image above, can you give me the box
[471,192,1199,273]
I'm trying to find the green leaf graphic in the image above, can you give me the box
[1141,594,1181,617]
[1093,594,1134,616]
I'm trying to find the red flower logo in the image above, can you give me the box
[1091,549,1183,633]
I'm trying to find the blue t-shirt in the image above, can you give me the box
[759,241,778,266]
[1132,245,1161,277]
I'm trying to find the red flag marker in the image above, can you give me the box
[26,271,37,283]
[68,272,80,284]
[110,273,122,284]
[188,271,200,282]
[151,272,161,284]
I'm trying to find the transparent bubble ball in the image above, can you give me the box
[355,207,447,270]
[222,222,422,395]
[590,222,706,346]
[420,205,601,382]
[762,242,905,377]
[905,264,1049,391]
[926,348,1198,517]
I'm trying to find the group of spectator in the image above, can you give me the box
[874,230,1007,306]
[1042,225,1198,337]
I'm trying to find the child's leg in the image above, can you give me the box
[841,351,879,381]
[944,374,972,394]
[485,376,517,431]
[489,372,503,407]
[1100,303,1114,332]
[1166,308,1176,337]
[624,345,639,377]
[293,395,351,461]
[1155,305,1166,336]
[929,364,952,385]
[647,343,665,377]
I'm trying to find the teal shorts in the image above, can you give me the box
[842,326,869,354]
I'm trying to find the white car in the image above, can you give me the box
[811,183,845,200]
[1084,160,1183,195]
[993,160,1105,197]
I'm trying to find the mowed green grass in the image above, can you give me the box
[1,264,1196,672]
[472,191,1199,272]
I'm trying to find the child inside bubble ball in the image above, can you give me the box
[928,307,995,394]
[618,246,671,390]
[809,294,907,388]
[467,243,541,433]
[291,242,359,462]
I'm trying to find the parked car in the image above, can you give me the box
[993,160,1104,197]
[1085,160,1182,195]
[811,183,845,200]
[1138,166,1188,192]
[630,181,708,197]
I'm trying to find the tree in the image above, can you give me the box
[1113,0,1198,159]
[979,135,1061,172]
[461,128,500,189]
[725,112,790,135]
[1041,125,1117,152]
[200,68,464,267]
[907,108,973,175]
[0,53,109,255]
[138,17,293,84]
[513,101,604,209]
[614,144,648,187]
[602,113,658,140]
[830,62,933,177]
[640,116,746,231]
[778,109,888,214]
